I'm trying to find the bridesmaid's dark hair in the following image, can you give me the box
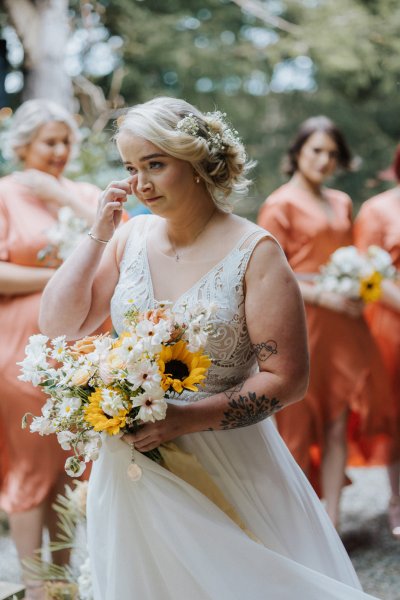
[392,145,400,182]
[282,116,352,176]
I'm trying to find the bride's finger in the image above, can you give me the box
[101,187,129,204]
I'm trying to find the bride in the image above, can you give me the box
[40,97,379,599]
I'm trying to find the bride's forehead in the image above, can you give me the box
[117,133,162,159]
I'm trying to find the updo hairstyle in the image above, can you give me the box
[283,115,352,177]
[6,99,79,161]
[116,97,253,212]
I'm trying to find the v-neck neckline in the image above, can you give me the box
[289,185,338,225]
[143,228,254,306]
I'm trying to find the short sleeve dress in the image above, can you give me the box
[354,188,400,461]
[257,183,394,489]
[0,174,101,513]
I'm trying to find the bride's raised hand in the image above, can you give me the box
[91,176,134,241]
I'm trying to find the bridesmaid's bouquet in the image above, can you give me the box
[316,245,395,302]
[19,301,214,477]
[38,206,89,265]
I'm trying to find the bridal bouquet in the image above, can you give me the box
[19,301,214,477]
[316,245,396,302]
[37,206,89,265]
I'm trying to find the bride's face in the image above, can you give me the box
[117,132,197,216]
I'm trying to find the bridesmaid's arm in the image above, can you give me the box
[297,280,364,318]
[354,203,400,313]
[13,170,98,224]
[126,238,310,452]
[0,262,56,295]
[379,279,400,312]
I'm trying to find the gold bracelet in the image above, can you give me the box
[87,231,110,244]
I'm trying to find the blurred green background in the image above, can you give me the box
[1,0,399,219]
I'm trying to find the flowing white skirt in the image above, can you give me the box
[87,420,379,600]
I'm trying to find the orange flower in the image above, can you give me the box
[70,334,108,357]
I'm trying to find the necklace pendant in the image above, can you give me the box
[175,254,180,262]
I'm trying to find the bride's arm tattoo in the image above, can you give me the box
[252,339,278,362]
[219,384,283,430]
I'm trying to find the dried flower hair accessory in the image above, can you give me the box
[176,110,241,153]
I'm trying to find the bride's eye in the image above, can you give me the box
[149,161,163,170]
[126,166,137,175]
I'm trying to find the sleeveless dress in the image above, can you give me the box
[258,185,394,486]
[87,215,378,600]
[0,175,100,513]
[354,189,400,462]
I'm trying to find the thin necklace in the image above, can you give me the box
[167,209,216,262]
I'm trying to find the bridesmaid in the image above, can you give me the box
[257,116,394,528]
[354,145,400,539]
[0,99,100,599]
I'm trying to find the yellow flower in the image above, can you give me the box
[111,331,131,349]
[158,340,211,394]
[83,388,128,435]
[359,271,383,303]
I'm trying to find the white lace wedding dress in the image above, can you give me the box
[87,215,379,600]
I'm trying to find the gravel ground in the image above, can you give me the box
[0,466,399,599]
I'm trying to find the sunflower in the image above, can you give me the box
[158,340,211,394]
[359,271,383,303]
[84,388,128,435]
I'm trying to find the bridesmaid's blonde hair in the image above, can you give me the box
[115,97,253,212]
[6,99,79,160]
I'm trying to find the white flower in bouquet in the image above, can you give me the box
[77,557,93,600]
[366,245,396,278]
[316,244,396,303]
[19,302,214,477]
[125,357,162,390]
[131,385,168,423]
[29,415,57,435]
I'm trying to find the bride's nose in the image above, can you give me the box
[136,172,153,193]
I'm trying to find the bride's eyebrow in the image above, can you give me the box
[140,153,167,162]
[122,153,167,166]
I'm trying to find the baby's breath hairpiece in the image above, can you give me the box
[176,110,241,153]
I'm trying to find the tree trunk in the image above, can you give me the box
[3,0,74,109]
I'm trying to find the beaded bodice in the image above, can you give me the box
[110,215,270,400]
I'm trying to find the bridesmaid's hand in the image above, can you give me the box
[318,291,364,318]
[90,177,133,242]
[13,169,66,204]
[122,404,189,452]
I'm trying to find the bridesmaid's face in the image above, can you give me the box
[22,121,72,178]
[296,131,338,186]
[117,132,198,216]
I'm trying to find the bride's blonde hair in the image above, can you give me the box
[115,97,253,212]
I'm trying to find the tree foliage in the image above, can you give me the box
[1,0,399,217]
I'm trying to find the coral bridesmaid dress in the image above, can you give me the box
[258,183,394,490]
[0,175,101,513]
[354,188,400,461]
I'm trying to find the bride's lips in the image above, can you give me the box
[143,196,162,204]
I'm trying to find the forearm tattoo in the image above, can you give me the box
[252,340,278,362]
[219,387,283,430]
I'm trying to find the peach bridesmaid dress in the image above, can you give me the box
[0,175,101,513]
[354,188,400,460]
[258,183,394,491]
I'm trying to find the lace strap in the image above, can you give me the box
[237,227,278,277]
[119,214,155,271]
